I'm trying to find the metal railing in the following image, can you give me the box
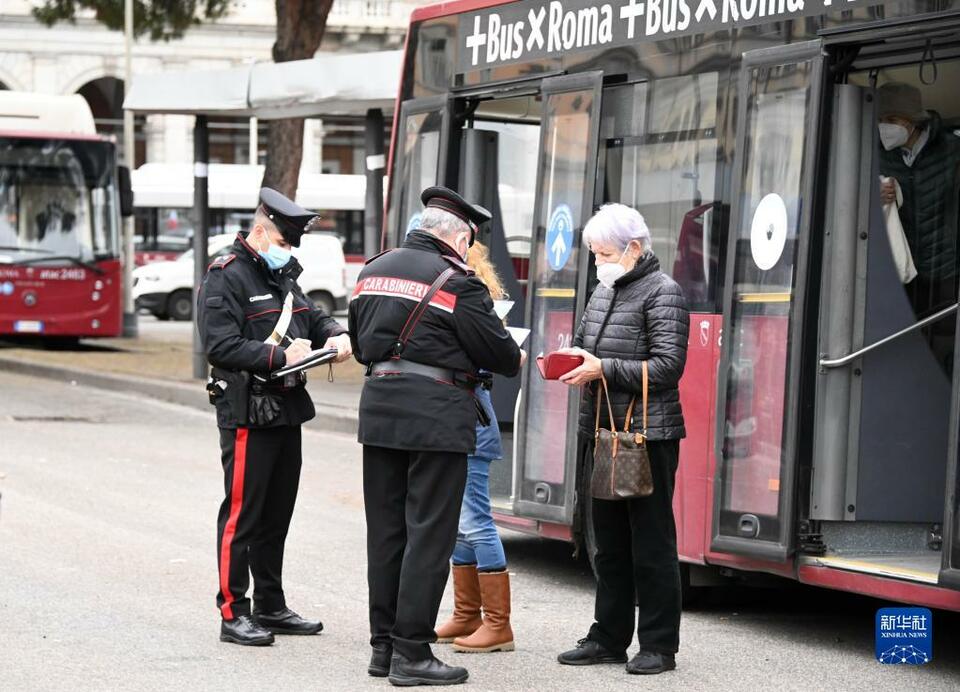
[819,303,959,369]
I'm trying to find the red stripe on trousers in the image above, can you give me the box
[219,427,248,619]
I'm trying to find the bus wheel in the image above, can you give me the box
[167,290,193,321]
[308,291,335,315]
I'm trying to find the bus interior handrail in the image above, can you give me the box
[819,303,959,368]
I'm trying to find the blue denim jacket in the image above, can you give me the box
[472,385,503,460]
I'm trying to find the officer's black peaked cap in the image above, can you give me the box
[258,187,320,248]
[421,186,491,246]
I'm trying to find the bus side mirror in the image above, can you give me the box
[118,165,134,218]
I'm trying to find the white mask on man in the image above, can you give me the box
[879,123,911,151]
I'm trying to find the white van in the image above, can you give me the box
[133,232,347,320]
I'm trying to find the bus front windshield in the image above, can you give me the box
[0,139,119,263]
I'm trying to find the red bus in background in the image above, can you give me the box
[0,92,131,339]
[387,1,960,610]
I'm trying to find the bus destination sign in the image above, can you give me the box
[458,0,868,71]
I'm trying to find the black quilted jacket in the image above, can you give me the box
[574,253,689,440]
[879,113,960,282]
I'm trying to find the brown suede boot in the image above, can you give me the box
[435,563,482,643]
[452,570,515,653]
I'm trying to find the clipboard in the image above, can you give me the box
[270,348,338,378]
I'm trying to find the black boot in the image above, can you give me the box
[557,637,627,665]
[252,607,323,635]
[626,650,677,675]
[220,615,275,646]
[388,652,469,686]
[369,644,393,678]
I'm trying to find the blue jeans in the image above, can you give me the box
[451,456,506,571]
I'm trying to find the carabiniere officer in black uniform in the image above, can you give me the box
[349,186,525,686]
[198,188,353,646]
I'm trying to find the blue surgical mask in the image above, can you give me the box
[255,235,292,270]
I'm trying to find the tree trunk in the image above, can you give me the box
[261,0,334,197]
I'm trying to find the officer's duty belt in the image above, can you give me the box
[368,359,475,390]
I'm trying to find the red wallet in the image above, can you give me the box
[536,352,584,380]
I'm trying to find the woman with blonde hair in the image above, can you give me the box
[435,241,515,654]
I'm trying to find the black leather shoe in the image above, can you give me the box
[557,637,627,665]
[252,607,323,635]
[626,650,677,675]
[369,644,392,677]
[220,615,275,646]
[388,652,469,686]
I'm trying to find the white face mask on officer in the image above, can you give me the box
[593,240,642,289]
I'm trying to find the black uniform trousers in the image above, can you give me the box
[216,425,302,620]
[363,445,467,661]
[586,439,682,655]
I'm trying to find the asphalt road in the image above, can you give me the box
[1,371,959,691]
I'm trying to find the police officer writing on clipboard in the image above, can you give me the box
[198,188,352,646]
[349,187,525,686]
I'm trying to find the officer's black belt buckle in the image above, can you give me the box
[368,359,476,391]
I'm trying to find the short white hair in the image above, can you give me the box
[419,206,469,240]
[582,204,651,253]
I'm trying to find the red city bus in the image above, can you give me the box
[385,1,960,610]
[0,92,130,339]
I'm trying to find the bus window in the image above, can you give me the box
[598,74,724,312]
[386,102,445,241]
[470,96,542,289]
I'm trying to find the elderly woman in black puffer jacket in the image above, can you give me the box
[555,203,689,676]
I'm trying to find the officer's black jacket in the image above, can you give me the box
[197,233,346,429]
[348,231,521,453]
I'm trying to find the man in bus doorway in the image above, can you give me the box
[878,82,960,330]
[198,188,353,646]
[349,186,524,686]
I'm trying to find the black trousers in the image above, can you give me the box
[216,425,302,620]
[363,445,467,660]
[587,439,682,655]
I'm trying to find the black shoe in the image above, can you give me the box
[220,615,275,646]
[626,650,677,675]
[369,644,393,678]
[252,607,323,635]
[388,652,469,686]
[557,637,628,666]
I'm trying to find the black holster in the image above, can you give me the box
[211,368,251,425]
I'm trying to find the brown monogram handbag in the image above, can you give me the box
[590,361,653,500]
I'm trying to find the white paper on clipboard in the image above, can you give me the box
[506,327,530,346]
[493,300,515,320]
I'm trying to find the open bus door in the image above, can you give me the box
[712,42,827,562]
[942,315,960,590]
[386,95,455,242]
[513,72,603,524]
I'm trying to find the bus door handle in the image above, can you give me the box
[819,303,958,369]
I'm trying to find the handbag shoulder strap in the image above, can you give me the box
[595,374,618,433]
[621,361,648,434]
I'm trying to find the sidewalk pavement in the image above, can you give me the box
[0,336,362,435]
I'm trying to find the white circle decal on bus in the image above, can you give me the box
[750,193,788,271]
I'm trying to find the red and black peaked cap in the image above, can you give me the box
[421,186,492,247]
[258,187,321,248]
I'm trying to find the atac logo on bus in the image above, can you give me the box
[545,204,574,271]
[875,607,933,665]
[406,212,422,237]
[459,0,866,71]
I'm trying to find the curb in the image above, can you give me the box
[0,355,359,436]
